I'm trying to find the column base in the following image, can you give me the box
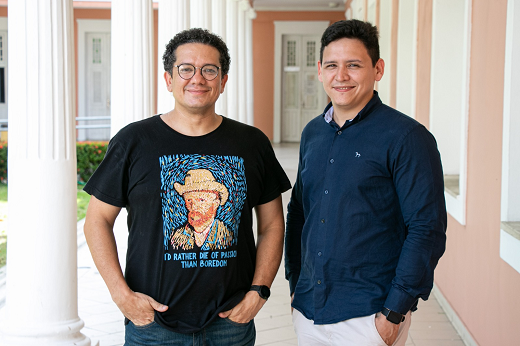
[0,315,92,346]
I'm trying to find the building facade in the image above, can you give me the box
[0,0,518,345]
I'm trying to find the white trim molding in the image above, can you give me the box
[432,285,478,346]
[500,0,520,273]
[430,0,472,225]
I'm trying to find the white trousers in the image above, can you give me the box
[292,309,412,346]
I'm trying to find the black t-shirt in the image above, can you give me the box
[84,115,291,333]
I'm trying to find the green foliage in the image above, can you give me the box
[76,141,108,183]
[0,184,6,267]
[0,142,6,184]
[77,186,91,221]
[0,182,6,201]
[0,241,5,267]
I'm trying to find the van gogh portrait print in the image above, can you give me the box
[160,154,246,267]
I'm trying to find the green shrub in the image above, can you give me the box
[0,142,6,184]
[76,142,108,183]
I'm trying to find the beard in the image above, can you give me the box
[188,210,215,230]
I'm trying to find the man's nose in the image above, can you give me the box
[335,65,350,81]
[190,68,206,83]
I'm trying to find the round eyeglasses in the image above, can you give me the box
[174,64,221,81]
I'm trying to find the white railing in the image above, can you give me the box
[75,116,111,129]
[0,117,111,131]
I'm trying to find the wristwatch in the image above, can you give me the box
[250,285,271,300]
[382,307,405,324]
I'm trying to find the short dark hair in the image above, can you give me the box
[163,28,231,76]
[320,19,380,67]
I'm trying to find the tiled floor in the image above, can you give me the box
[77,143,466,346]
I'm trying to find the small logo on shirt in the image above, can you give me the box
[355,152,361,157]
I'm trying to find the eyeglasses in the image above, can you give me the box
[173,64,221,81]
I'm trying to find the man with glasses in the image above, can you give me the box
[83,28,291,345]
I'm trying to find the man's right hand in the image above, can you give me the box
[84,197,169,326]
[115,291,169,326]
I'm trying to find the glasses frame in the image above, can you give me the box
[173,63,221,81]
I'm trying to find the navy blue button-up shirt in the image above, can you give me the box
[285,92,447,324]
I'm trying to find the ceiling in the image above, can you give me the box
[252,0,345,11]
[72,0,345,12]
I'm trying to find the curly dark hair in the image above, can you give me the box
[320,19,380,67]
[163,28,231,77]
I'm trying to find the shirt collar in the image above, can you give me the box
[322,90,382,126]
[324,106,334,123]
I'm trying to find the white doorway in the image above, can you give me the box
[281,35,325,142]
[273,21,330,143]
[77,20,111,141]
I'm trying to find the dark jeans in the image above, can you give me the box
[124,318,256,346]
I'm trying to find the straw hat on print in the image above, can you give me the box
[174,169,229,205]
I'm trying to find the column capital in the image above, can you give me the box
[247,7,256,20]
[239,0,250,11]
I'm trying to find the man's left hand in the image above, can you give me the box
[375,313,400,346]
[218,291,267,323]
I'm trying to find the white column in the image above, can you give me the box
[190,0,211,29]
[245,6,256,125]
[157,0,190,115]
[111,0,154,137]
[226,0,239,120]
[212,0,227,116]
[0,1,91,345]
[237,0,247,124]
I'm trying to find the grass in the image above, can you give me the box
[0,184,91,267]
[0,184,7,267]
[77,185,91,221]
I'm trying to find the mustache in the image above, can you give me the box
[188,210,205,220]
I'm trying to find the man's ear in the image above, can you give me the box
[375,58,385,82]
[318,60,323,83]
[164,71,173,92]
[219,74,229,94]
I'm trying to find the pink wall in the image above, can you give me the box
[414,0,432,127]
[434,1,520,345]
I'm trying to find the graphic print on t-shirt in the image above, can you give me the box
[159,154,247,268]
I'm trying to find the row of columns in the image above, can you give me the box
[156,0,256,124]
[0,0,255,344]
[0,0,91,345]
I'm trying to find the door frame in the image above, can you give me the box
[273,21,329,143]
[77,19,111,136]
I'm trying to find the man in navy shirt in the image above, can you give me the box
[285,19,447,345]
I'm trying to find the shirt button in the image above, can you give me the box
[337,131,342,135]
[318,251,322,256]
[317,280,321,285]
[324,190,328,194]
[320,219,325,223]
[330,159,334,163]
